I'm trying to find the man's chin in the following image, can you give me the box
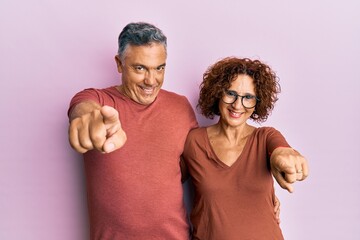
[138,96,157,105]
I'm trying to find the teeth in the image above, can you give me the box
[229,110,242,117]
[141,86,154,94]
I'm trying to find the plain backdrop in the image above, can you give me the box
[1,0,359,239]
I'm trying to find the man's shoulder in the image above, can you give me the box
[85,85,118,93]
[159,89,186,98]
[159,89,191,105]
[70,86,123,109]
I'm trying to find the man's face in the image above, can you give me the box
[115,43,167,105]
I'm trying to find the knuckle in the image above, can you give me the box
[77,148,88,154]
[80,138,94,150]
[91,131,106,143]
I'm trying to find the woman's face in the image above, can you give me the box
[219,74,256,128]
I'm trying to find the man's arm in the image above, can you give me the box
[274,194,281,224]
[179,156,190,183]
[270,147,309,193]
[68,101,127,153]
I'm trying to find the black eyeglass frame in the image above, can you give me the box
[221,90,260,109]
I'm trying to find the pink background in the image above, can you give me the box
[1,0,359,239]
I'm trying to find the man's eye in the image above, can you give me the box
[135,66,145,71]
[157,66,165,71]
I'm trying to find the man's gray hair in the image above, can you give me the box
[118,22,167,61]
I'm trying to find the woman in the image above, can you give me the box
[183,57,298,239]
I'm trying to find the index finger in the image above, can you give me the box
[100,106,119,125]
[275,161,297,184]
[272,169,294,193]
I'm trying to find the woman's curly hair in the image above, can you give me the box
[197,57,281,123]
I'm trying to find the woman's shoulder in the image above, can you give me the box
[188,127,207,137]
[255,126,277,132]
[253,126,282,137]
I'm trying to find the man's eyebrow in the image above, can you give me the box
[131,63,166,69]
[131,63,147,69]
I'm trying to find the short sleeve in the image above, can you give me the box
[67,88,104,117]
[265,127,291,156]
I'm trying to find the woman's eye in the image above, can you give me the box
[244,95,255,100]
[226,90,237,97]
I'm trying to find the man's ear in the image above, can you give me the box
[115,55,123,73]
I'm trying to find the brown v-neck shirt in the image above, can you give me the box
[183,127,290,240]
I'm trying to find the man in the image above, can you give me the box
[68,22,308,240]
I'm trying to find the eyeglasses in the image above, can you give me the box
[222,90,259,109]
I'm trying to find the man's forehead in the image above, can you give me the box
[124,44,167,66]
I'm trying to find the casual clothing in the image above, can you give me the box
[182,127,290,240]
[68,86,198,240]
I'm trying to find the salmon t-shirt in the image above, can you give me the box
[69,87,198,240]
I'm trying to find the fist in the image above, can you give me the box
[68,105,127,153]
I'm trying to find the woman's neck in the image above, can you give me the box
[209,122,253,145]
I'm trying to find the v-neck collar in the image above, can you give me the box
[203,127,257,169]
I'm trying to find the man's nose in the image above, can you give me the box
[144,70,156,85]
